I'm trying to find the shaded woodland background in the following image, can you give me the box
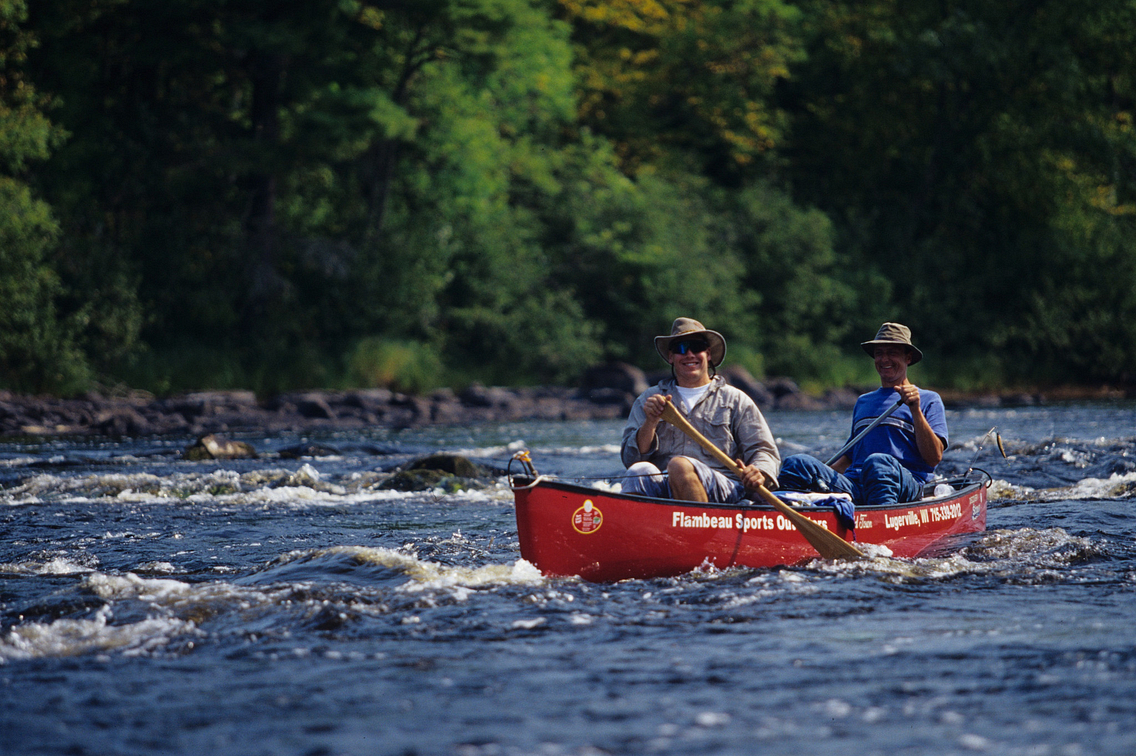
[2,0,1135,396]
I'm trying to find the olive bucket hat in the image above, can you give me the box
[654,317,727,367]
[861,322,923,364]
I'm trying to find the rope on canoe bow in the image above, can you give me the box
[508,450,553,489]
[507,450,632,490]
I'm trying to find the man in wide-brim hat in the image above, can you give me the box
[778,322,949,509]
[620,317,780,503]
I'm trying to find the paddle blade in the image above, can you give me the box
[793,517,865,560]
[755,488,864,560]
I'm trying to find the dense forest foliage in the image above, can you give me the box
[2,0,1134,395]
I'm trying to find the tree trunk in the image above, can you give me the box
[241,51,285,335]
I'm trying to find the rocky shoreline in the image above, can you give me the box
[0,361,1118,440]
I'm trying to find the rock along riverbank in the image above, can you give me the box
[0,361,1094,439]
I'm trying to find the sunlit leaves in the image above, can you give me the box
[561,0,802,179]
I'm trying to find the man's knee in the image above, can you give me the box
[666,456,709,501]
[623,461,666,497]
[663,454,690,472]
[666,456,696,477]
[779,454,824,488]
[781,454,815,477]
[627,461,660,477]
[861,453,903,477]
[859,453,920,505]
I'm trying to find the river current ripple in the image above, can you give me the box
[2,403,1136,756]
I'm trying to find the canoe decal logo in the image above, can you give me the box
[572,500,603,534]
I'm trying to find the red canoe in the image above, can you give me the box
[511,467,989,582]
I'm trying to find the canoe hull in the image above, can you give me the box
[512,475,988,582]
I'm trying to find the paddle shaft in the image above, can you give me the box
[658,400,863,560]
[824,397,905,467]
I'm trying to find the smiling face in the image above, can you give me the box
[873,344,912,387]
[667,339,712,388]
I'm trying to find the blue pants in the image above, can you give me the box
[778,453,924,508]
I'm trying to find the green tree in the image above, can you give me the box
[0,0,90,392]
[560,0,803,182]
[785,0,1136,385]
[329,0,607,384]
[29,0,615,390]
[530,147,755,369]
[725,181,869,382]
[552,0,873,376]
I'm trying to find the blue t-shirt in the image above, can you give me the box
[844,387,948,483]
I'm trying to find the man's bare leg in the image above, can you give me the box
[667,457,708,502]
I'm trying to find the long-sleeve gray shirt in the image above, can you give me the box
[621,376,781,488]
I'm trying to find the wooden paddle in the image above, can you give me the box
[659,399,864,561]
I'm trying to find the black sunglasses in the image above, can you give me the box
[669,339,710,355]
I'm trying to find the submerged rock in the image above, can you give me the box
[182,434,259,461]
[377,453,489,492]
[278,442,342,459]
[407,453,488,478]
[379,468,463,492]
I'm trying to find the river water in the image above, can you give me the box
[2,402,1136,756]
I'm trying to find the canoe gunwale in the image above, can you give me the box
[510,469,991,514]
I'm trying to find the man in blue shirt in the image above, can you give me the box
[779,323,948,507]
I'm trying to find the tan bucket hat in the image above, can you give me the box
[654,317,727,367]
[861,322,923,364]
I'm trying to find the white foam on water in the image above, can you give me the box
[971,526,1097,561]
[82,571,287,620]
[136,561,178,574]
[721,586,780,608]
[816,525,1100,583]
[695,711,731,727]
[449,443,525,459]
[0,456,40,467]
[987,479,1029,500]
[0,605,199,662]
[986,471,1136,503]
[39,558,95,575]
[573,444,622,455]
[236,485,341,504]
[822,699,853,718]
[1,465,453,509]
[290,546,545,596]
[857,542,895,559]
[377,549,544,595]
[0,557,95,576]
[1053,471,1136,500]
[87,571,199,603]
[70,572,286,636]
[0,466,436,508]
[466,443,620,459]
[817,547,981,581]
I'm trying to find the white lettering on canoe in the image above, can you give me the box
[670,511,779,531]
[885,510,921,530]
[927,502,962,522]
